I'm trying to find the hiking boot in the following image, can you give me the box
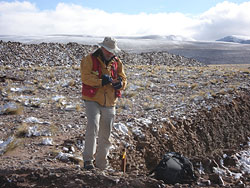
[83,161,94,170]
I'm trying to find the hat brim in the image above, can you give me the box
[98,43,121,54]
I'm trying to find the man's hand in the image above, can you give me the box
[112,78,122,89]
[102,75,112,86]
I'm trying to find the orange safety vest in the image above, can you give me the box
[82,55,121,98]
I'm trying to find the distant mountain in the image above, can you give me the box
[116,35,195,41]
[1,34,250,64]
[217,35,250,44]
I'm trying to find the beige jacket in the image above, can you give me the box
[80,49,127,107]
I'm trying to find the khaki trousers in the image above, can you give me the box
[83,101,115,169]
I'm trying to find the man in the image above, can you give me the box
[80,37,127,170]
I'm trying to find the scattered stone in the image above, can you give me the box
[0,40,249,187]
[0,102,23,115]
[0,136,14,155]
[42,138,53,146]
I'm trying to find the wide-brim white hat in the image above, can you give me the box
[98,37,121,54]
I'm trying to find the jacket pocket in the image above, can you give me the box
[82,83,98,97]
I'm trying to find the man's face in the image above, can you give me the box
[101,47,114,60]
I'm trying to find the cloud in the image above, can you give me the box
[194,1,250,40]
[0,1,250,40]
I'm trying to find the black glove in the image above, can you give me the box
[112,81,122,89]
[112,78,122,89]
[102,75,112,86]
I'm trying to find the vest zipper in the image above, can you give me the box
[104,91,107,106]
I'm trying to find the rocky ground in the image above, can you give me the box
[0,41,250,187]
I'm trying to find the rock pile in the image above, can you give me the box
[0,40,203,67]
[0,41,250,187]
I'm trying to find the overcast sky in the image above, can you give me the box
[0,0,250,41]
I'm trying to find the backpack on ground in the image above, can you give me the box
[149,152,197,185]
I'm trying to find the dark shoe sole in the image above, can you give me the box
[84,166,94,170]
[83,165,94,170]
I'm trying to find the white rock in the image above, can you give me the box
[42,138,53,146]
[24,117,50,125]
[52,95,65,102]
[63,147,69,152]
[0,102,19,115]
[114,123,129,136]
[0,137,14,155]
[26,126,40,137]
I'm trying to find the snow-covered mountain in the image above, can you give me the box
[116,35,195,41]
[217,35,250,44]
[1,34,250,64]
[0,34,195,44]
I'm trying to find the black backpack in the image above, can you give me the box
[149,152,197,185]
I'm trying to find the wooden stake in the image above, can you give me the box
[122,148,126,173]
